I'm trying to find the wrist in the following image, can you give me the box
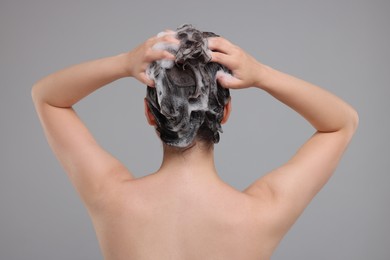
[253,63,272,90]
[116,52,133,78]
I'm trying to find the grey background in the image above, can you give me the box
[1,0,389,259]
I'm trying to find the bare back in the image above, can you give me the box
[32,30,358,260]
[89,172,282,260]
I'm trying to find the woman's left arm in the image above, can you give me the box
[32,34,178,210]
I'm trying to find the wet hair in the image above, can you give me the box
[145,24,231,148]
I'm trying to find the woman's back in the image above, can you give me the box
[32,25,358,260]
[90,172,279,260]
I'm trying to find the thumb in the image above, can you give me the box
[140,73,155,87]
[216,70,241,89]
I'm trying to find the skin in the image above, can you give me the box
[32,33,358,260]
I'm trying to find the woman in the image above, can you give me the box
[32,25,358,260]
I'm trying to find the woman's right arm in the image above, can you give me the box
[209,37,358,233]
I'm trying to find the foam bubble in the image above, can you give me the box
[160,60,174,69]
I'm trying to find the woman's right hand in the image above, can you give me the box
[208,37,266,89]
[126,32,179,87]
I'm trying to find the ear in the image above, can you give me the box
[144,98,157,126]
[221,98,232,124]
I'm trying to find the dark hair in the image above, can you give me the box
[145,24,231,148]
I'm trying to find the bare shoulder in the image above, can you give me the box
[242,128,358,239]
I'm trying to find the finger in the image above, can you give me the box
[140,73,155,87]
[152,40,180,52]
[216,70,241,89]
[207,37,234,54]
[211,51,232,68]
[151,36,180,56]
[218,76,242,89]
[152,31,180,47]
[160,35,180,45]
[148,50,175,62]
[146,33,179,50]
[157,30,176,38]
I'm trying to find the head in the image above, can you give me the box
[145,24,231,149]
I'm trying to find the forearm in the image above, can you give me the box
[32,53,130,107]
[255,64,358,133]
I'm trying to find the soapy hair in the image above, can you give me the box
[146,24,231,148]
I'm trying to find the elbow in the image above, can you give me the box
[31,81,46,105]
[31,84,39,104]
[349,107,359,133]
[341,107,359,139]
[353,109,359,130]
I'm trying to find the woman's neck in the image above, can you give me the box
[157,142,221,181]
